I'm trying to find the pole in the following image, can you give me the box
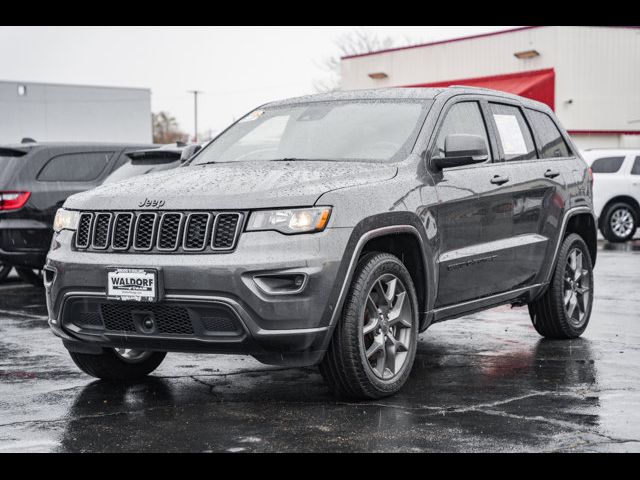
[188,90,203,142]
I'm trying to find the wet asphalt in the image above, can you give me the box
[0,241,639,452]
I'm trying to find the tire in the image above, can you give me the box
[0,263,11,282]
[15,267,43,286]
[601,202,637,242]
[528,233,594,339]
[69,349,166,381]
[319,252,419,400]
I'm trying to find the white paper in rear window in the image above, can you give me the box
[493,114,527,156]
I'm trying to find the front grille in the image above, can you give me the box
[76,213,93,248]
[213,213,241,250]
[157,213,183,251]
[77,311,104,328]
[64,299,244,338]
[201,309,239,333]
[92,213,112,249]
[133,213,157,251]
[75,210,243,253]
[101,303,194,335]
[112,213,133,250]
[183,213,212,251]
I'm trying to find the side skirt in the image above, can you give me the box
[426,282,548,324]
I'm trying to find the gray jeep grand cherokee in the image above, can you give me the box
[45,88,597,399]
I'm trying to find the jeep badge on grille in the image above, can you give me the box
[138,198,165,208]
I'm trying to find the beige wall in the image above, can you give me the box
[340,27,640,136]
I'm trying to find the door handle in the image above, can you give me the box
[490,175,509,185]
[544,169,561,179]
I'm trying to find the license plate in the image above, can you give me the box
[107,268,157,302]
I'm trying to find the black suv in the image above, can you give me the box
[102,143,200,185]
[45,88,597,399]
[0,141,155,283]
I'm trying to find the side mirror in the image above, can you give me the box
[433,134,489,170]
[180,144,202,162]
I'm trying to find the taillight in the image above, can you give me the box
[0,191,31,211]
[587,167,594,187]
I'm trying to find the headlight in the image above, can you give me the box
[247,207,332,234]
[53,209,80,233]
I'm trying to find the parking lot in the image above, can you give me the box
[0,240,638,453]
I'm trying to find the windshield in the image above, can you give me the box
[103,159,181,184]
[191,100,431,165]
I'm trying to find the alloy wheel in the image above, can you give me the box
[361,273,414,380]
[563,248,591,328]
[610,207,634,238]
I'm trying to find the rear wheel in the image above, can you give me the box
[601,202,637,242]
[319,252,419,399]
[69,348,166,380]
[15,267,43,286]
[528,233,594,339]
[0,263,11,282]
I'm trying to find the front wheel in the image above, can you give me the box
[319,252,419,399]
[69,348,166,381]
[528,233,594,339]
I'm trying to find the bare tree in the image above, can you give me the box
[314,29,398,93]
[152,111,188,144]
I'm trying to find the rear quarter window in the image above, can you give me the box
[37,151,114,182]
[590,156,625,174]
[527,109,572,158]
[631,156,640,175]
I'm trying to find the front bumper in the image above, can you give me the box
[45,227,352,366]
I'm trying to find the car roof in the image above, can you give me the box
[582,149,640,158]
[265,86,552,111]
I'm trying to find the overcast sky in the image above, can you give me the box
[0,26,518,138]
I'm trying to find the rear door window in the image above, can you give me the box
[489,103,537,162]
[527,109,572,158]
[37,151,114,182]
[631,156,640,175]
[590,156,625,174]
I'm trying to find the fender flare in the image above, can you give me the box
[320,212,436,347]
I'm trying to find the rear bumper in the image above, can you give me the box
[45,227,353,366]
[0,218,51,268]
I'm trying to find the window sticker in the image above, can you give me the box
[493,114,527,155]
[239,109,265,123]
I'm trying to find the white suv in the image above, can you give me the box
[582,149,640,242]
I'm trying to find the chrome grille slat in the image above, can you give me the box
[157,213,184,251]
[75,213,93,249]
[212,213,242,250]
[133,213,158,251]
[183,213,213,251]
[111,213,134,250]
[75,210,242,253]
[91,213,113,250]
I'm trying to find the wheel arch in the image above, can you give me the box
[326,212,437,334]
[359,231,428,328]
[565,212,598,267]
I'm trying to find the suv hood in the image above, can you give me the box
[65,161,397,210]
